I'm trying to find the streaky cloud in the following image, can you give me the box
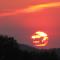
[0,2,60,16]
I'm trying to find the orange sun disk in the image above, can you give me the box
[32,31,48,47]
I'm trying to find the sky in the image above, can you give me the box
[0,0,60,48]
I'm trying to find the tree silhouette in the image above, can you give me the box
[0,35,20,60]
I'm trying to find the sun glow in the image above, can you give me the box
[32,31,48,47]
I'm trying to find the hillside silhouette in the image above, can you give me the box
[0,35,59,60]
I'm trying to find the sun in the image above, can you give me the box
[32,31,48,47]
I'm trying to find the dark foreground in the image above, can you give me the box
[0,35,60,60]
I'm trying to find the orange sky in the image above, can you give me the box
[0,0,60,48]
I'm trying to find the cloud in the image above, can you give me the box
[0,2,60,16]
[23,2,60,13]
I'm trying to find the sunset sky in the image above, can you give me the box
[0,0,60,48]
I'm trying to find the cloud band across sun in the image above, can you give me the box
[0,2,60,16]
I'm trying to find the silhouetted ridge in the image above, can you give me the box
[0,35,59,60]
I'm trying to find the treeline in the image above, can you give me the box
[0,35,58,60]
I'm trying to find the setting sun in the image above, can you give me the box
[32,31,48,47]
